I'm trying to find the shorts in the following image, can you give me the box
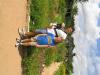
[36,29,47,34]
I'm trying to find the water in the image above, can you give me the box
[72,0,100,75]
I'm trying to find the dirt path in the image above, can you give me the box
[42,62,61,75]
[0,0,27,75]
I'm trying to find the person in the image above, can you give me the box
[65,27,73,33]
[19,25,73,40]
[15,33,63,47]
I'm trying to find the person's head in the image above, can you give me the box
[54,37,63,43]
[65,27,74,33]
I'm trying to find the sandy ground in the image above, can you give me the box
[0,0,27,75]
[42,62,61,75]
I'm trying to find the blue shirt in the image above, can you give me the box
[36,33,55,46]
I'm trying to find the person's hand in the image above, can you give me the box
[35,44,39,47]
[47,45,51,48]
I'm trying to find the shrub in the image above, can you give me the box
[54,63,66,75]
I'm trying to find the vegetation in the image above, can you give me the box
[22,0,79,75]
[44,43,67,66]
[54,63,66,75]
[29,0,67,31]
[22,47,42,75]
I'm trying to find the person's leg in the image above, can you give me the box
[24,29,47,37]
[24,32,37,37]
[20,42,32,46]
[21,37,36,43]
[21,39,32,43]
[15,38,37,47]
[20,42,37,46]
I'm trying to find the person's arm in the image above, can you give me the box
[36,34,47,37]
[35,44,50,48]
[35,44,55,48]
[46,23,57,29]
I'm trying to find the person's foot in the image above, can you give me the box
[18,28,24,35]
[15,42,21,47]
[16,38,21,43]
[22,26,29,35]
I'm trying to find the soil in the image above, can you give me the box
[0,0,27,75]
[42,62,61,75]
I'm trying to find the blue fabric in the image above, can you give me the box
[36,29,47,34]
[36,33,55,46]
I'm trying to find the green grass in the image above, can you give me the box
[54,63,66,75]
[30,0,50,30]
[44,43,67,66]
[29,0,67,31]
[22,47,42,75]
[54,43,67,62]
[22,57,40,75]
[44,47,57,66]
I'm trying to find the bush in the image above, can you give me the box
[55,43,67,62]
[44,47,57,66]
[22,57,40,75]
[54,63,66,75]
